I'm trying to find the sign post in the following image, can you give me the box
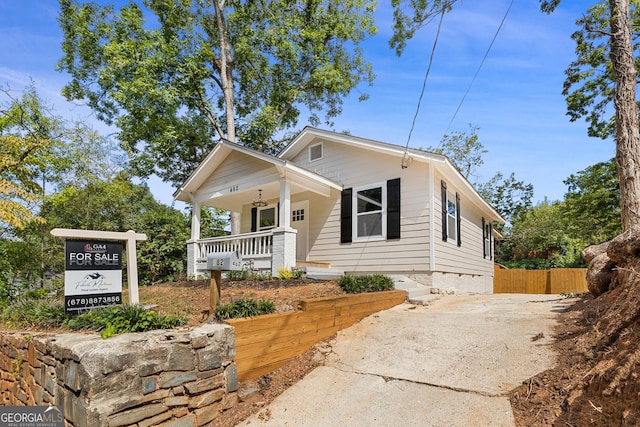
[206,251,242,312]
[51,229,147,307]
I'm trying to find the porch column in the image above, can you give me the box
[278,178,291,229]
[187,199,201,279]
[272,177,296,277]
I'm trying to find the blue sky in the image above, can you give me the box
[0,0,614,207]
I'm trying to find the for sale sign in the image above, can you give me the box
[64,240,123,314]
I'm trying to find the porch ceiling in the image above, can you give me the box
[198,175,336,212]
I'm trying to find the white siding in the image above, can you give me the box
[196,151,278,201]
[291,139,432,273]
[433,171,494,277]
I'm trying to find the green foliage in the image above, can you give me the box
[477,172,534,231]
[277,267,293,280]
[0,299,67,329]
[429,124,487,179]
[337,274,394,294]
[248,271,272,281]
[36,174,191,285]
[0,85,63,229]
[215,298,276,320]
[226,269,249,281]
[557,1,640,139]
[498,158,622,269]
[563,158,621,244]
[65,304,185,339]
[390,0,456,56]
[57,0,377,185]
[0,298,184,338]
[199,206,229,239]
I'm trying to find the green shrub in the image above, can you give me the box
[337,274,395,294]
[0,299,67,329]
[226,269,248,281]
[215,298,276,320]
[248,270,272,281]
[277,267,293,280]
[64,304,185,338]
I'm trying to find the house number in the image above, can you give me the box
[229,185,239,193]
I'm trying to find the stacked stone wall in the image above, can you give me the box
[0,324,237,426]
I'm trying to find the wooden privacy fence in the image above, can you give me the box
[494,266,588,294]
[224,290,407,381]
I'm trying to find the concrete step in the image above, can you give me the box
[302,266,344,281]
[389,275,430,299]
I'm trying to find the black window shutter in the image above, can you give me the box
[441,181,447,241]
[456,192,462,247]
[482,217,486,258]
[387,178,401,240]
[251,207,257,232]
[277,202,280,227]
[340,188,353,244]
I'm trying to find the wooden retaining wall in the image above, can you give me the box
[494,266,588,294]
[225,290,407,381]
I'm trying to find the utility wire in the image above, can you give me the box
[440,0,515,142]
[402,6,447,167]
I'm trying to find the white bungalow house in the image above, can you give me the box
[173,127,504,293]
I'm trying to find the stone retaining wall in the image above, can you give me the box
[0,324,237,427]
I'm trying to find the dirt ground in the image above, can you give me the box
[510,287,640,426]
[143,280,640,426]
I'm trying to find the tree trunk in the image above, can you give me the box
[213,0,235,143]
[213,0,241,235]
[609,0,640,231]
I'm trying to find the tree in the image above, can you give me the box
[425,124,532,229]
[551,1,640,139]
[563,158,621,243]
[0,86,64,230]
[476,172,534,231]
[542,0,640,231]
[389,0,457,56]
[428,124,486,179]
[57,0,377,186]
[38,174,191,284]
[499,200,586,269]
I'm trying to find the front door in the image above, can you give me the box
[291,200,309,261]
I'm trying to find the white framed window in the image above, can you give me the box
[441,180,461,246]
[446,191,457,244]
[309,142,323,162]
[353,183,386,240]
[258,206,277,231]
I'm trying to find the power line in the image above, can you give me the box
[440,0,515,141]
[402,6,447,167]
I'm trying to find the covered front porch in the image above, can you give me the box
[173,140,342,278]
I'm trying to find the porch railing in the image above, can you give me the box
[195,230,273,264]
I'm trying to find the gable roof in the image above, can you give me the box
[173,138,342,205]
[280,127,505,224]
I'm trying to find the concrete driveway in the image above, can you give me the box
[239,294,572,426]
